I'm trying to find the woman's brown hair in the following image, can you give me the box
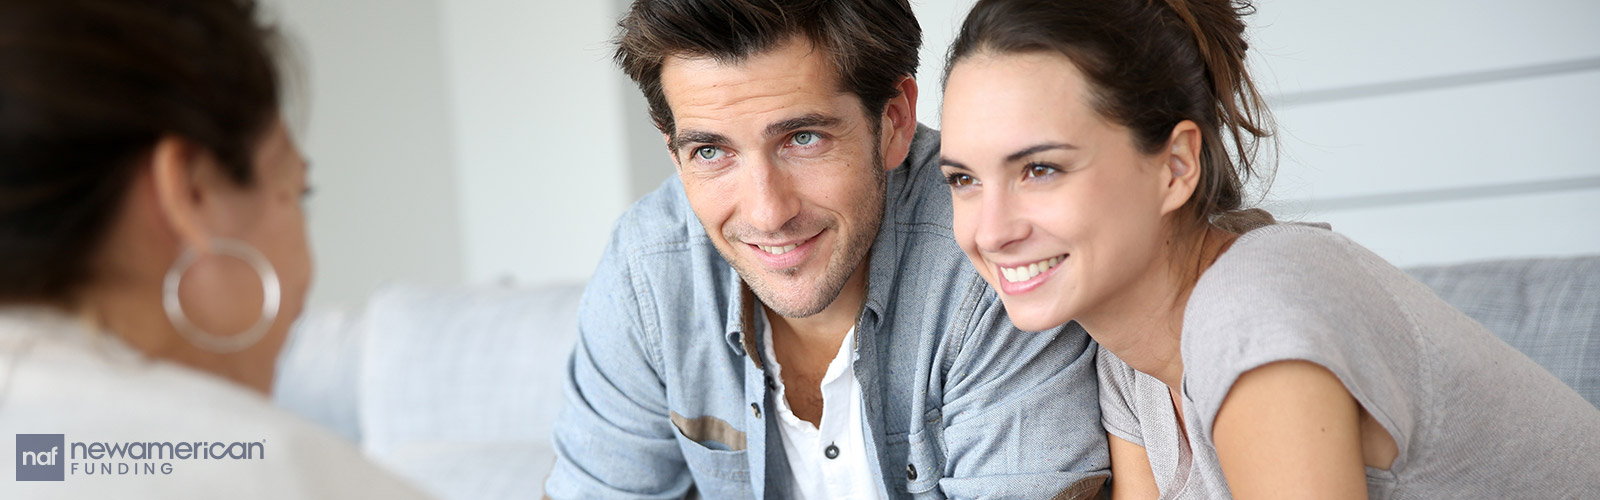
[945,0,1274,231]
[0,0,281,305]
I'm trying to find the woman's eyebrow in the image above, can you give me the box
[1005,142,1077,163]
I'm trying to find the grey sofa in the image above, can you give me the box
[273,255,1600,500]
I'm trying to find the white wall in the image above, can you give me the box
[1250,0,1600,266]
[265,0,463,308]
[440,0,633,288]
[268,0,634,308]
[912,0,978,126]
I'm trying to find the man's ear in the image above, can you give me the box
[149,136,216,253]
[879,75,919,171]
[1159,120,1203,217]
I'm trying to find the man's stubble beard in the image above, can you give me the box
[724,133,888,319]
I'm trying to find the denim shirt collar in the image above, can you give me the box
[722,270,765,368]
[859,160,915,330]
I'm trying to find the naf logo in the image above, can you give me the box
[16,434,65,481]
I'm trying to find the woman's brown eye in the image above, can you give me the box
[1024,163,1062,179]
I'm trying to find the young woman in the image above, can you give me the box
[937,0,1600,498]
[0,0,428,497]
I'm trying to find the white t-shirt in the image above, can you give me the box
[763,320,888,500]
[0,308,433,499]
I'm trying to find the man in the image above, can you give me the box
[545,1,1108,498]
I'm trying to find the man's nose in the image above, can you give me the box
[742,156,801,234]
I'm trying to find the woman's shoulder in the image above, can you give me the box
[1208,222,1369,279]
[1190,223,1395,317]
[1179,224,1432,437]
[1185,221,1417,342]
[0,316,432,499]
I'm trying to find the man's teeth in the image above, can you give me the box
[758,243,800,255]
[1000,256,1064,283]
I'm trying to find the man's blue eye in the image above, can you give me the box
[792,132,817,146]
[696,146,721,160]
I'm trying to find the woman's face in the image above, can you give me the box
[940,52,1177,332]
[176,118,313,369]
[241,119,313,347]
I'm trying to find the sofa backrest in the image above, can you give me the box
[1407,255,1600,408]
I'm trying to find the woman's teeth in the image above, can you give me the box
[1000,255,1064,283]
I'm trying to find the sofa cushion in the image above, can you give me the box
[378,441,555,500]
[358,283,583,457]
[1407,255,1600,407]
[273,307,367,443]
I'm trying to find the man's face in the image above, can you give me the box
[659,37,889,319]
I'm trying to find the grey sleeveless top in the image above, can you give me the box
[1098,224,1600,499]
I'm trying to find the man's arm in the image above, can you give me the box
[935,294,1111,500]
[543,238,690,499]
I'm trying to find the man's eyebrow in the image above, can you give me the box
[670,129,731,153]
[764,113,841,138]
[1006,142,1078,163]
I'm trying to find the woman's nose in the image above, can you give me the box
[973,189,1030,254]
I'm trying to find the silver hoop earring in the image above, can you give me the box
[162,238,281,353]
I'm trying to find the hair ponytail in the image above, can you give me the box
[1166,0,1273,220]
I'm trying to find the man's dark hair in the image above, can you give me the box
[614,0,921,138]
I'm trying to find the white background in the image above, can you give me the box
[263,0,1600,308]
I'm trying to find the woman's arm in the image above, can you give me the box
[1213,360,1368,500]
[1108,433,1160,500]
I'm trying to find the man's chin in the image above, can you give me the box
[745,273,831,318]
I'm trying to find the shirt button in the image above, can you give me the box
[765,375,776,391]
[750,403,761,419]
[824,443,839,460]
[906,463,918,480]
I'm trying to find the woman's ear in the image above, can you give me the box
[149,136,216,254]
[879,75,919,171]
[1159,120,1203,216]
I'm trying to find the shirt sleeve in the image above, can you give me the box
[932,283,1112,500]
[543,230,692,499]
[1096,346,1144,447]
[1180,227,1420,460]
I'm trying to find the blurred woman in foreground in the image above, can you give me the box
[0,0,429,497]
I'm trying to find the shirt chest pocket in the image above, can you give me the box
[671,411,753,497]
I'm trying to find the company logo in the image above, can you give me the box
[15,433,265,482]
[16,434,65,481]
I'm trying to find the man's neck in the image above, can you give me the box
[766,260,869,356]
[765,261,869,427]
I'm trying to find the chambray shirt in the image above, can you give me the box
[545,126,1109,499]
